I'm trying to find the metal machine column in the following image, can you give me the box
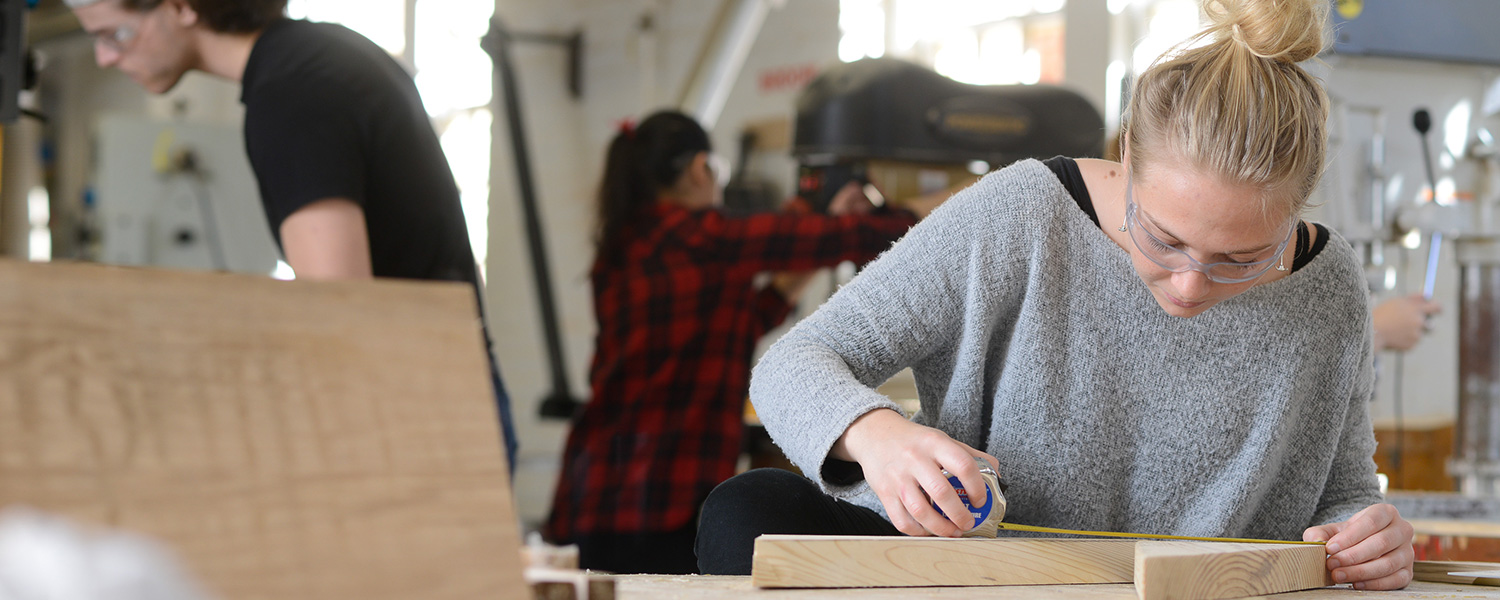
[1452,237,1500,495]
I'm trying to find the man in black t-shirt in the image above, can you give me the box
[66,0,519,470]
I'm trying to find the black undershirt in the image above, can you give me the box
[1042,156,1327,272]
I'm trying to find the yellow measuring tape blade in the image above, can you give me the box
[995,522,1325,546]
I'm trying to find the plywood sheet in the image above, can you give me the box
[0,260,523,599]
[1133,541,1330,600]
[751,535,1136,588]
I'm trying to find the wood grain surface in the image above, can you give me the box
[1133,541,1330,600]
[0,260,523,599]
[751,535,1136,588]
[620,576,1489,599]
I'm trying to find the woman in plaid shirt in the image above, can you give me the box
[543,110,934,574]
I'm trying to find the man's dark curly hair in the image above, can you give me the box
[118,0,287,34]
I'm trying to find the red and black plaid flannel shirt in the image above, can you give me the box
[544,202,917,540]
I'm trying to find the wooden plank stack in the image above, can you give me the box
[754,535,1336,600]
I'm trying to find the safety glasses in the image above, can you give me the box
[1123,177,1293,284]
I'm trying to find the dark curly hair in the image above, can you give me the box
[119,0,287,34]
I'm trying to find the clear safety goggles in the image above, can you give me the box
[1123,178,1293,284]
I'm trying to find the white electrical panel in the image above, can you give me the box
[94,116,280,275]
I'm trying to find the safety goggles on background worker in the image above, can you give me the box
[670,151,732,190]
[1123,180,1294,284]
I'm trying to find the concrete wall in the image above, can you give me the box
[483,0,840,530]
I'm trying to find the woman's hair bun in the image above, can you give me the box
[1204,0,1327,63]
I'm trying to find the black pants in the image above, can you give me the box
[695,468,899,575]
[574,525,699,575]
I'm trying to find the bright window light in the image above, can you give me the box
[280,0,495,278]
[414,0,494,115]
[838,0,886,62]
[287,0,407,57]
[1031,0,1067,14]
[1105,60,1126,130]
[1445,100,1473,160]
[842,0,1069,85]
[1132,0,1202,73]
[27,186,49,262]
[416,0,494,277]
[978,22,1026,84]
[933,29,981,83]
[439,108,494,274]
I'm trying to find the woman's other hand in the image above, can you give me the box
[1303,503,1414,590]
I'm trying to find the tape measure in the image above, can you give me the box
[935,457,1007,538]
[993,522,1325,545]
[938,457,1324,546]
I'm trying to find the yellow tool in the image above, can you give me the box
[992,522,1325,546]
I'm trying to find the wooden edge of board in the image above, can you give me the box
[1414,560,1500,586]
[1133,541,1331,600]
[751,535,1135,589]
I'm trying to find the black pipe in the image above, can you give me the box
[483,18,585,420]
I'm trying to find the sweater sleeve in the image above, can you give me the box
[749,168,1038,497]
[699,208,917,272]
[1310,310,1385,527]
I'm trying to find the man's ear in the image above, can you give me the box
[165,0,200,27]
[688,152,712,187]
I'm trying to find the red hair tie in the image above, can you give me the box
[616,118,636,139]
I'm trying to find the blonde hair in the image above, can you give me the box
[1124,0,1330,221]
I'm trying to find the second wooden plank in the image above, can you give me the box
[1134,541,1331,600]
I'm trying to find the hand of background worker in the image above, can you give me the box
[1302,503,1415,590]
[827,180,876,216]
[830,408,1001,537]
[768,185,876,304]
[1372,294,1442,352]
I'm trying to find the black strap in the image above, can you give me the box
[1043,156,1098,227]
[1291,222,1327,273]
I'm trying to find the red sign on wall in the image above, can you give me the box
[759,63,820,94]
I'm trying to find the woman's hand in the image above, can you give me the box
[831,408,1000,537]
[1302,504,1414,590]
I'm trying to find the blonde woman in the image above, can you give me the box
[696,0,1413,590]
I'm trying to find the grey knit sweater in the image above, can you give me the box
[750,159,1382,540]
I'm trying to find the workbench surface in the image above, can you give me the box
[616,577,1500,598]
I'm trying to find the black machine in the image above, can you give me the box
[792,57,1105,210]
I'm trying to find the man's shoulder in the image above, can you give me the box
[244,20,405,102]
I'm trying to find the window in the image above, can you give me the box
[840,0,1067,85]
[284,0,494,276]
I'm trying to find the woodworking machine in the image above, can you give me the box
[791,57,1105,212]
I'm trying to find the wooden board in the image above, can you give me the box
[1413,560,1500,585]
[1133,541,1330,600]
[751,535,1136,588]
[0,260,523,599]
[620,576,1476,599]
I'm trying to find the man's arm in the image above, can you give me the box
[279,197,373,280]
